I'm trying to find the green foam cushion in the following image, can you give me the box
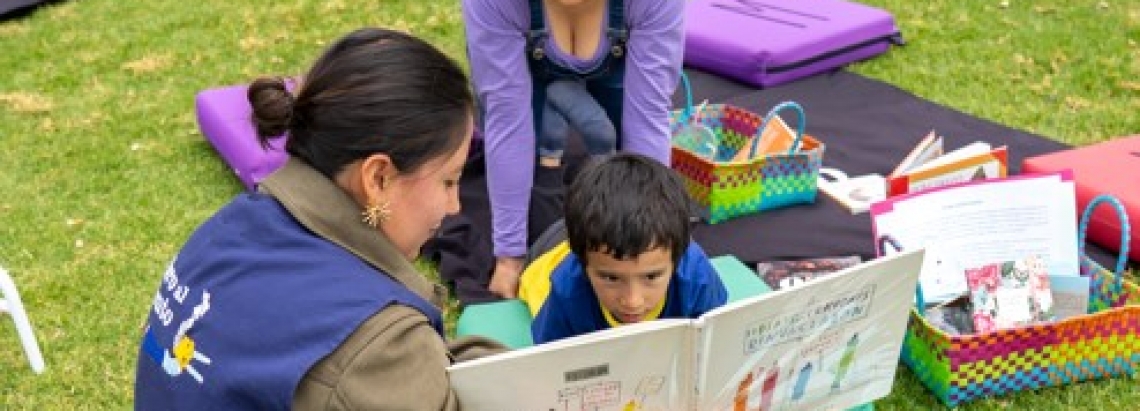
[454,298,534,350]
[709,255,771,303]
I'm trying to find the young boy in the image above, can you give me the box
[518,153,728,344]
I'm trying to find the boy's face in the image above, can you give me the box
[584,247,675,324]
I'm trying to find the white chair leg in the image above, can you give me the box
[0,267,45,374]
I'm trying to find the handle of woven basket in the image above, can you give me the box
[876,234,928,312]
[750,101,806,159]
[677,71,696,125]
[1078,194,1131,296]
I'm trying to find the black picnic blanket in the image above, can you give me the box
[425,68,1123,306]
[0,0,54,18]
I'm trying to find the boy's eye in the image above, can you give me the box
[601,274,621,283]
[644,273,663,281]
[444,179,458,188]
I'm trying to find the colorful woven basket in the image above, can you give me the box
[669,75,824,224]
[900,195,1138,407]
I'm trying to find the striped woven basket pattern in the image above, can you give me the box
[901,195,1138,407]
[902,190,1135,407]
[901,259,1139,407]
[669,103,824,224]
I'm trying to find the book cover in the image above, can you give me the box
[965,255,1054,333]
[755,255,862,290]
[887,143,1009,197]
[447,250,926,411]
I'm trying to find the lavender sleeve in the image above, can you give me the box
[462,0,534,258]
[620,0,685,163]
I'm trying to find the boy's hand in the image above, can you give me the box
[488,256,524,299]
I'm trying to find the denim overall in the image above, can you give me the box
[526,0,627,148]
[524,0,629,242]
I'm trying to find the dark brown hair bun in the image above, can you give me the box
[247,76,293,146]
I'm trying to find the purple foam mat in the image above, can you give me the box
[195,84,288,190]
[685,0,902,88]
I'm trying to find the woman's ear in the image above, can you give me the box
[359,153,396,202]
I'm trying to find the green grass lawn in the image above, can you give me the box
[0,0,1136,408]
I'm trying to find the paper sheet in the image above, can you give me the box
[871,172,1079,304]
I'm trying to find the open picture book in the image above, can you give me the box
[447,250,925,411]
[887,130,1008,196]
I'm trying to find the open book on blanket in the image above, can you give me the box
[887,131,1008,197]
[447,250,925,411]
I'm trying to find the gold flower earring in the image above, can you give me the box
[362,201,392,228]
[362,175,392,228]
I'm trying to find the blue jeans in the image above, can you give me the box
[538,80,617,160]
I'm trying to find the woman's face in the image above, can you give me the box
[379,123,472,260]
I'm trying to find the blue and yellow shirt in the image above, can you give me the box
[518,241,728,344]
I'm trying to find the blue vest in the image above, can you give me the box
[134,192,443,410]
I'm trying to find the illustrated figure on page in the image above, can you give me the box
[557,386,577,411]
[831,333,860,392]
[791,360,813,401]
[633,375,664,410]
[970,167,986,181]
[622,399,640,411]
[732,367,756,411]
[759,364,780,410]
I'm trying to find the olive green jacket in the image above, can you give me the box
[260,158,505,410]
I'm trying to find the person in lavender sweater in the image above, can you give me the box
[462,0,684,298]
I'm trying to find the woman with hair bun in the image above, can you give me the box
[134,27,504,410]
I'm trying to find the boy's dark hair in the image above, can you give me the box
[247,27,473,178]
[565,153,692,267]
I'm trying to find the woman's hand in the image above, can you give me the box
[488,256,524,298]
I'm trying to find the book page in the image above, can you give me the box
[447,319,696,410]
[890,131,943,178]
[905,141,991,176]
[872,172,1079,305]
[905,154,1005,194]
[692,250,925,411]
